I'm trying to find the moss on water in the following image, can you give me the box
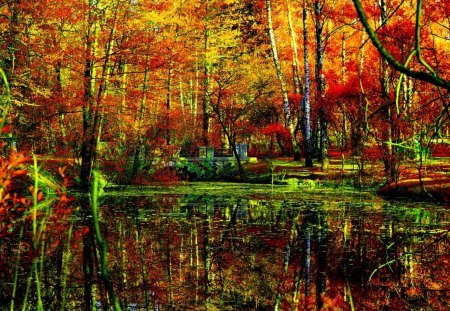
[103,181,377,203]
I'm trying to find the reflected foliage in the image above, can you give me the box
[1,190,449,310]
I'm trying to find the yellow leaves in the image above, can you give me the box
[139,2,180,29]
[223,0,238,5]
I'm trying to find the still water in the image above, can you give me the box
[1,183,449,310]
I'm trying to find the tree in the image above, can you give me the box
[210,61,269,178]
[313,0,329,170]
[302,0,313,167]
[79,0,128,189]
[265,0,301,160]
[351,0,450,183]
[286,0,304,161]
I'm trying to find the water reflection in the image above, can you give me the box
[1,190,449,310]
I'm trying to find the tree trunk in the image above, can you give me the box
[55,61,67,143]
[179,66,185,113]
[302,2,313,167]
[166,59,173,145]
[286,0,302,95]
[230,140,245,179]
[80,0,119,189]
[379,0,397,183]
[316,212,328,310]
[266,0,301,159]
[352,31,367,178]
[79,6,98,190]
[203,210,212,310]
[4,0,20,81]
[274,210,297,310]
[202,1,212,146]
[286,0,304,161]
[132,53,150,180]
[314,0,328,170]
[134,222,151,311]
[165,220,174,309]
[215,114,245,178]
[304,223,311,303]
[117,222,128,308]
[340,32,348,171]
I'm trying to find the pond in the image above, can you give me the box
[1,183,449,310]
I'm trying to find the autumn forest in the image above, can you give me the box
[0,0,449,310]
[0,0,447,184]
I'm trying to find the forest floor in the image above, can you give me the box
[36,151,449,205]
[243,154,450,205]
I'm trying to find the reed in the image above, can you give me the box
[91,170,123,310]
[32,154,44,311]
[0,67,11,132]
[9,226,24,311]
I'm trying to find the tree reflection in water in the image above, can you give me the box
[1,191,449,310]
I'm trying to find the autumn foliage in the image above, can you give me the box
[0,0,447,186]
[0,146,30,237]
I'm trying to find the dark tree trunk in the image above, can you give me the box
[314,0,328,170]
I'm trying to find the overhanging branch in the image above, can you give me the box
[352,0,450,90]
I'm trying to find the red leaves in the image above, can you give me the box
[59,193,75,205]
[0,142,76,254]
[288,93,302,112]
[1,125,11,133]
[299,293,346,311]
[265,236,286,249]
[262,123,290,137]
[74,226,90,243]
[327,75,360,100]
[37,191,44,202]
[11,169,28,177]
[253,0,266,13]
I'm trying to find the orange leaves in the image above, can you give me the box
[37,191,44,202]
[11,169,28,177]
[404,286,422,298]
[6,153,30,170]
[58,193,75,207]
[0,150,31,236]
[299,293,346,311]
[58,166,66,177]
[0,140,76,252]
[319,293,345,311]
[57,166,74,189]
